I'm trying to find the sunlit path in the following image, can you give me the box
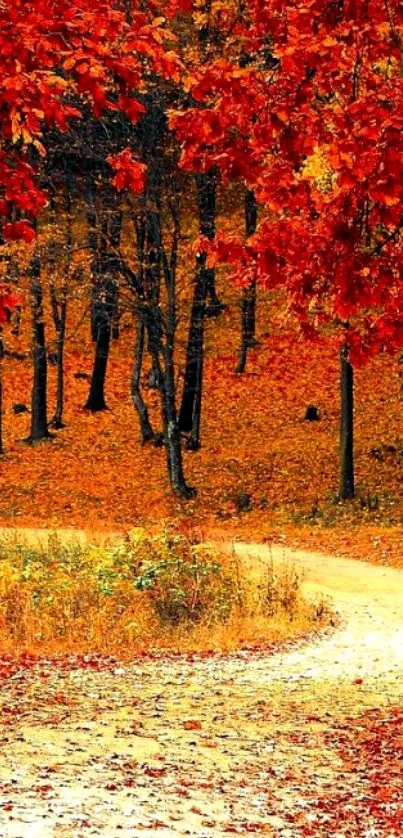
[1,543,402,836]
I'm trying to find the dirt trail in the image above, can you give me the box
[0,538,403,837]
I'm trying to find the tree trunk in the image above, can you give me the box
[149,302,195,499]
[50,287,67,429]
[163,347,195,498]
[339,346,355,500]
[86,189,121,412]
[131,312,155,443]
[236,190,258,374]
[133,94,194,496]
[179,170,217,448]
[178,261,208,447]
[29,255,51,442]
[85,299,111,412]
[108,203,121,341]
[86,178,100,343]
[143,201,163,390]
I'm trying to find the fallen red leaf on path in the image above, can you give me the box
[183,719,202,730]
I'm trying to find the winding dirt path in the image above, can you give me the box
[1,540,403,837]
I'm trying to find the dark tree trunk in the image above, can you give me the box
[340,346,355,500]
[108,203,122,341]
[50,169,71,430]
[144,202,163,390]
[179,170,217,448]
[165,383,195,498]
[50,287,67,429]
[86,178,100,343]
[178,261,207,447]
[85,297,112,412]
[236,190,258,374]
[54,314,65,427]
[86,188,121,412]
[131,312,155,443]
[29,255,51,442]
[161,338,195,499]
[132,92,194,497]
[147,279,194,498]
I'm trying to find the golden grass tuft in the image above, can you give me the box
[0,529,332,657]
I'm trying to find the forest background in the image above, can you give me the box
[0,0,403,569]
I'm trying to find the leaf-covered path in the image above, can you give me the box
[1,543,403,837]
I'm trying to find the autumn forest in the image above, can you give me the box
[0,2,403,836]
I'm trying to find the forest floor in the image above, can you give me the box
[1,541,403,837]
[2,290,403,570]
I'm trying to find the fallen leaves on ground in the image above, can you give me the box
[0,549,402,837]
[1,293,403,569]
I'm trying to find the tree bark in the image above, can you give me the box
[86,189,121,412]
[179,170,217,448]
[50,285,67,428]
[87,182,100,343]
[85,295,112,412]
[131,312,155,443]
[131,93,194,497]
[50,169,71,429]
[339,346,355,500]
[236,190,258,374]
[162,342,195,498]
[144,199,163,390]
[29,255,51,442]
[108,203,121,341]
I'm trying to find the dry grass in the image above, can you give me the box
[0,529,330,657]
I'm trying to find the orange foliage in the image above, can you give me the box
[1,286,403,568]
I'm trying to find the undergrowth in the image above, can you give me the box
[0,529,331,656]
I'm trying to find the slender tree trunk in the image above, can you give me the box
[165,390,195,497]
[131,312,155,443]
[108,203,121,341]
[236,190,258,374]
[179,170,217,448]
[133,94,194,497]
[29,255,50,442]
[86,178,99,343]
[161,342,195,499]
[50,287,67,428]
[178,261,207,447]
[144,204,163,390]
[148,302,194,499]
[54,313,65,426]
[339,346,354,500]
[50,171,72,429]
[85,300,111,412]
[86,189,121,412]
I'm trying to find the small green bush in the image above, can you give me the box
[133,554,234,626]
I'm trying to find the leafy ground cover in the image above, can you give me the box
[1,293,403,568]
[0,544,401,837]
